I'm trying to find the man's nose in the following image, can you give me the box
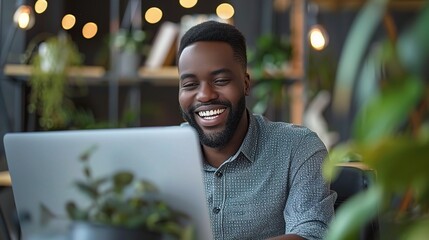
[196,83,218,102]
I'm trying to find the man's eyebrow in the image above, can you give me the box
[179,73,195,81]
[211,68,233,76]
[179,68,233,81]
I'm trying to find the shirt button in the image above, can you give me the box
[215,171,223,178]
[212,207,221,214]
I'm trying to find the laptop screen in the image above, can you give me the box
[4,126,213,240]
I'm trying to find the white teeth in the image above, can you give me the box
[198,108,225,118]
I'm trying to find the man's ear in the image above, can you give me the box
[244,73,251,96]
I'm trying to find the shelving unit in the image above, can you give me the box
[4,64,180,131]
[288,0,307,125]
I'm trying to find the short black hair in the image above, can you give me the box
[177,20,247,70]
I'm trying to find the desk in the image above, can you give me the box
[0,171,11,187]
[3,64,179,129]
[0,171,12,240]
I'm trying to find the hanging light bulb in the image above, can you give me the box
[309,25,329,51]
[13,5,35,30]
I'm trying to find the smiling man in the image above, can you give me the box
[177,21,336,240]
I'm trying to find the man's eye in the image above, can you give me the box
[214,79,229,85]
[182,82,198,89]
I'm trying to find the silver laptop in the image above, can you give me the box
[4,126,213,240]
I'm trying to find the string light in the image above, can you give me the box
[62,14,76,30]
[216,3,234,20]
[145,7,163,24]
[82,22,98,39]
[34,0,48,14]
[179,0,198,8]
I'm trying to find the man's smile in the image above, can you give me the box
[197,108,226,119]
[194,106,228,127]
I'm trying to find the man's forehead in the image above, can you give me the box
[179,41,234,64]
[181,41,232,53]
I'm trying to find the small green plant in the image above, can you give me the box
[28,33,83,130]
[112,28,147,54]
[248,34,292,80]
[66,145,194,239]
[248,34,293,119]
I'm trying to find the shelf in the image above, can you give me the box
[4,64,105,79]
[3,64,179,86]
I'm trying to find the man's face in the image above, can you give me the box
[178,41,250,148]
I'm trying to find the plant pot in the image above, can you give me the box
[68,221,162,240]
[117,51,140,78]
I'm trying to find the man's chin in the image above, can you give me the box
[199,133,226,148]
[192,125,224,148]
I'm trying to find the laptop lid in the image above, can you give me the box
[4,126,213,240]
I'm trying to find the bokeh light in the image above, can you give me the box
[216,3,234,20]
[62,14,76,30]
[34,0,48,14]
[309,25,329,51]
[179,0,198,8]
[145,7,163,24]
[82,22,98,39]
[13,5,35,30]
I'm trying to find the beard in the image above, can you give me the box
[181,96,246,149]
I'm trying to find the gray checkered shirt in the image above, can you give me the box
[201,113,336,240]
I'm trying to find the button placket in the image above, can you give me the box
[212,166,225,236]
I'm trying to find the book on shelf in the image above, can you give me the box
[145,21,179,69]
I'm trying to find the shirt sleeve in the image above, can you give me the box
[284,130,337,240]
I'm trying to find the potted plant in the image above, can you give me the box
[323,0,429,239]
[28,32,83,130]
[27,33,140,130]
[111,28,149,77]
[66,145,194,240]
[247,34,293,120]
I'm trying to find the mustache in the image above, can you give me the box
[189,100,231,113]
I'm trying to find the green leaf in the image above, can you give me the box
[65,201,88,220]
[325,186,382,240]
[181,225,196,240]
[400,217,429,240]
[135,179,158,194]
[112,171,134,192]
[332,0,388,116]
[79,144,98,162]
[74,180,99,199]
[362,137,429,194]
[397,4,429,75]
[39,202,57,225]
[353,78,423,144]
[322,142,362,182]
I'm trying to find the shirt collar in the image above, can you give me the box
[180,111,259,164]
[237,112,258,163]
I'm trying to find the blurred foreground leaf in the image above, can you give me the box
[353,78,423,144]
[325,186,382,240]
